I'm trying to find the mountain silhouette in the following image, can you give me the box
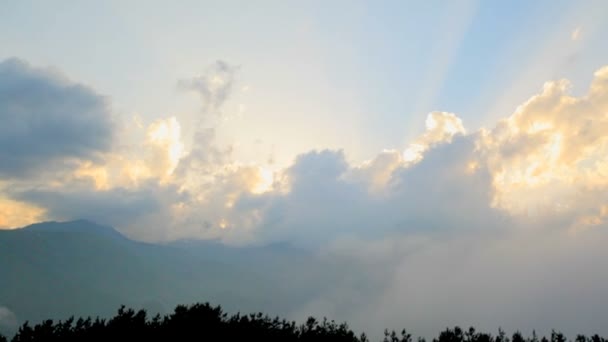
[0,220,331,335]
[21,219,127,240]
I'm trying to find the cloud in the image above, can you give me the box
[0,59,254,241]
[177,60,238,114]
[481,66,608,225]
[276,65,608,337]
[4,58,608,247]
[402,111,465,163]
[221,111,485,246]
[11,180,186,240]
[0,197,45,229]
[231,132,504,247]
[0,306,18,332]
[235,150,371,245]
[348,149,404,191]
[143,116,185,181]
[297,226,608,338]
[65,60,603,246]
[0,58,115,178]
[202,65,608,337]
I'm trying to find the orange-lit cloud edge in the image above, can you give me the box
[2,64,608,244]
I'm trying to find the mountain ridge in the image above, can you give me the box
[0,219,332,336]
[18,219,126,240]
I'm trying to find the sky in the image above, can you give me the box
[2,0,608,336]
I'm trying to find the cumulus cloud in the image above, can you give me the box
[481,66,608,227]
[402,111,465,163]
[0,59,259,242]
[0,58,114,178]
[234,150,371,245]
[13,61,606,246]
[231,133,503,247]
[276,65,608,337]
[4,57,608,246]
[188,65,608,337]
[348,149,403,191]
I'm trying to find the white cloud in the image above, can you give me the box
[480,66,608,228]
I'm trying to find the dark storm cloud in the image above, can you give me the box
[0,58,114,178]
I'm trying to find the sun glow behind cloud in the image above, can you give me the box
[0,197,45,229]
[146,116,185,180]
[1,1,608,332]
[0,61,607,241]
[402,112,465,163]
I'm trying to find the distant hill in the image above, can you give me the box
[0,220,331,336]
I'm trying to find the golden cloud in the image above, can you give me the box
[479,65,608,223]
[403,112,466,163]
[0,197,45,229]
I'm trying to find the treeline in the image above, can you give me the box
[1,303,607,342]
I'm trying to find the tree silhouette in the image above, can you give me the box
[384,329,412,342]
[5,302,608,342]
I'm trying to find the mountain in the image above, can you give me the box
[22,219,127,240]
[0,220,331,336]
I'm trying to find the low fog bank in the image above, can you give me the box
[290,227,608,339]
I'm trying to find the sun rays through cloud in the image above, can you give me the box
[3,59,608,243]
[2,1,608,336]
